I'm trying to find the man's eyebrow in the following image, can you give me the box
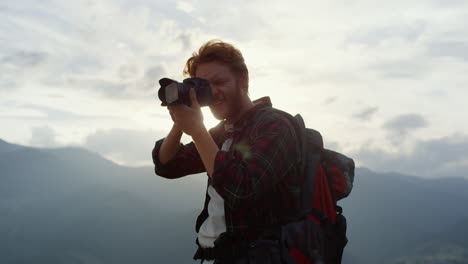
[208,72,223,80]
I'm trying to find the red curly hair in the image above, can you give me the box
[184,40,249,89]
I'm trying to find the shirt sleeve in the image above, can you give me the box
[152,138,206,179]
[210,113,300,210]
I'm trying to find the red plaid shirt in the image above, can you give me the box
[152,97,304,239]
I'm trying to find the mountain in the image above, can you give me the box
[1,139,468,263]
[0,138,23,154]
[341,168,468,263]
[382,217,468,264]
[0,139,206,263]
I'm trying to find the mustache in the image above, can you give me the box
[212,95,224,103]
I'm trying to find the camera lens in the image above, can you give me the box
[165,83,179,104]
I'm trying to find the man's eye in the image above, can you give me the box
[212,80,226,85]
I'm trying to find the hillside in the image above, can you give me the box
[342,168,468,263]
[0,140,205,263]
[1,139,468,263]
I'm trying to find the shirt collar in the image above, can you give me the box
[223,96,272,131]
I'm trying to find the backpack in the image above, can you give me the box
[280,113,355,264]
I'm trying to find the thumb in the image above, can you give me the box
[190,88,200,108]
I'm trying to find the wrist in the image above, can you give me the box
[170,124,183,137]
[191,124,208,142]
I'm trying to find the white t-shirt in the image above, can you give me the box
[197,124,233,249]
[197,184,227,248]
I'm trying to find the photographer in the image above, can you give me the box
[152,40,303,264]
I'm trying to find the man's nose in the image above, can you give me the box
[210,85,219,96]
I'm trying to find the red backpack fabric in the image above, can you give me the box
[280,114,355,264]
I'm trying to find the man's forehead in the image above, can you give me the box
[196,62,230,79]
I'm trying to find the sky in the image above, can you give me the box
[1,0,467,178]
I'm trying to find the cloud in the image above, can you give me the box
[369,59,430,79]
[430,0,468,8]
[142,65,166,90]
[348,23,427,47]
[428,41,468,61]
[1,0,199,97]
[383,113,428,138]
[351,134,468,178]
[23,104,88,121]
[65,77,128,98]
[0,51,48,90]
[84,128,166,166]
[119,64,139,80]
[29,126,57,147]
[323,96,337,105]
[353,106,379,121]
[176,1,195,14]
[1,51,48,68]
[0,103,120,121]
[1,0,468,176]
[176,31,193,51]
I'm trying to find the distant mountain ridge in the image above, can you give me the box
[1,139,468,263]
[0,139,205,263]
[0,138,24,154]
[342,168,468,263]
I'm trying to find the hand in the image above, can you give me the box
[167,88,206,137]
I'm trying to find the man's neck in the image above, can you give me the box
[225,98,254,125]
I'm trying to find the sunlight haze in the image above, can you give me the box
[1,0,467,178]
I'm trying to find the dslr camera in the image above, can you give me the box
[158,77,213,107]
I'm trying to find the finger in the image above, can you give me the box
[168,106,179,120]
[169,111,176,123]
[169,104,181,111]
[190,88,200,108]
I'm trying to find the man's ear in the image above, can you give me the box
[239,71,249,95]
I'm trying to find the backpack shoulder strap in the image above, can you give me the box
[294,114,325,217]
[266,110,328,219]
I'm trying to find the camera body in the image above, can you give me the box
[158,77,213,107]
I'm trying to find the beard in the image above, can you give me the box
[209,85,245,122]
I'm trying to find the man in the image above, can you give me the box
[152,40,304,263]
